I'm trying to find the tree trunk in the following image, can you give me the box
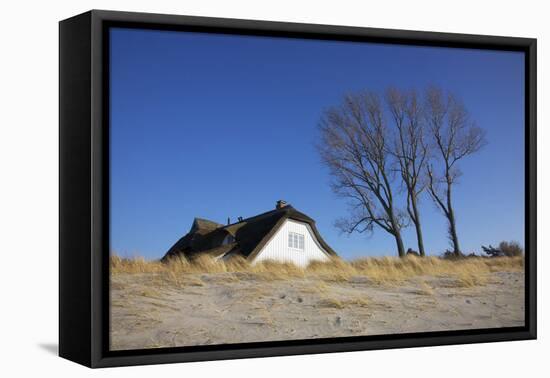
[394,231,406,258]
[387,203,406,258]
[448,207,461,256]
[410,196,426,257]
[446,183,461,256]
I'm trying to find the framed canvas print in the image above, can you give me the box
[59,10,536,368]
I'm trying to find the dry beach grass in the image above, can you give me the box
[110,255,525,350]
[111,254,523,286]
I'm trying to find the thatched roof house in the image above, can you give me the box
[162,201,337,266]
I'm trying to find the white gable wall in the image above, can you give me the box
[252,219,331,267]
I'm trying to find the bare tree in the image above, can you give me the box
[318,92,408,258]
[386,88,429,257]
[424,87,487,257]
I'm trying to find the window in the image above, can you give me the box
[222,234,235,245]
[288,232,304,250]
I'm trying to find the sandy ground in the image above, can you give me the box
[110,271,524,350]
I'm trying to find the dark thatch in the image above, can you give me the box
[161,204,338,262]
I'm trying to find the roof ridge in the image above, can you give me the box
[194,216,222,223]
[222,206,293,229]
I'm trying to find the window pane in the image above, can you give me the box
[289,232,305,249]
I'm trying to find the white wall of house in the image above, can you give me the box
[252,219,331,267]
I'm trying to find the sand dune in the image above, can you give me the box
[110,270,524,350]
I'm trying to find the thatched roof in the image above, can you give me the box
[192,218,224,233]
[161,203,337,262]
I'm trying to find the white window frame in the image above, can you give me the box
[288,231,305,250]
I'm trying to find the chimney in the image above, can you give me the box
[276,200,289,209]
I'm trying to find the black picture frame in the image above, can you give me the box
[59,9,537,368]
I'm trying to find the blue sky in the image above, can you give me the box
[109,27,525,260]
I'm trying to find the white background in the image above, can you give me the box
[0,0,546,376]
